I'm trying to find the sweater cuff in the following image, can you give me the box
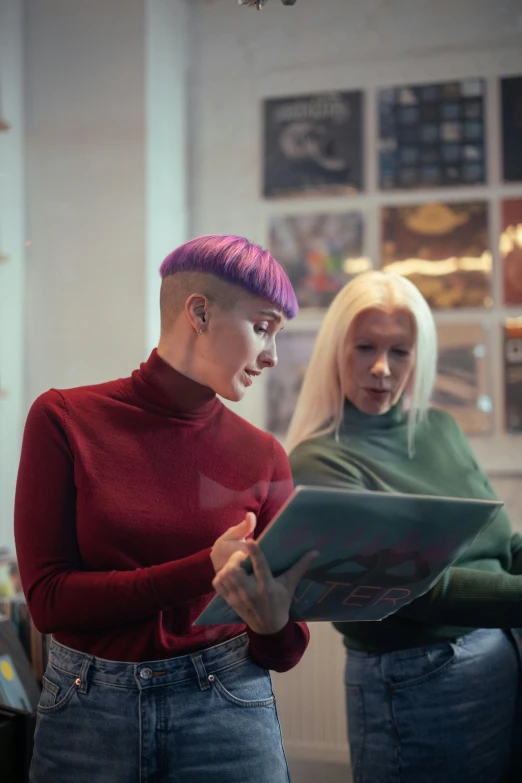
[247,618,309,673]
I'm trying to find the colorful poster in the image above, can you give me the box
[379,78,486,190]
[269,212,366,309]
[263,91,363,198]
[501,199,522,305]
[504,317,522,433]
[266,329,318,435]
[433,322,492,434]
[380,201,492,309]
[501,76,522,183]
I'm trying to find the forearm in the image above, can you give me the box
[398,567,522,627]
[22,551,215,634]
[247,619,309,673]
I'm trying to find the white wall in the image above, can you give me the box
[24,0,147,406]
[188,0,522,762]
[0,0,25,553]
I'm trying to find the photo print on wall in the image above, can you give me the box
[269,211,366,309]
[263,91,363,198]
[501,75,522,183]
[501,198,522,306]
[266,329,317,436]
[504,317,522,433]
[379,78,486,190]
[380,201,492,309]
[433,322,492,435]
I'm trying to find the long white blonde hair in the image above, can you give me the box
[285,271,438,457]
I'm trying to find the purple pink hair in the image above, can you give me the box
[159,234,298,319]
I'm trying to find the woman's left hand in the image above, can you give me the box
[212,540,319,634]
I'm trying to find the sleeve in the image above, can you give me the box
[246,437,310,673]
[397,567,522,627]
[14,391,216,635]
[511,534,522,576]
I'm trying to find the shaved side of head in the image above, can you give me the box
[159,272,245,335]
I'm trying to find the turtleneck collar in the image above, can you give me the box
[341,398,406,432]
[129,349,219,419]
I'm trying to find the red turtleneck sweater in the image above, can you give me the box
[14,351,309,671]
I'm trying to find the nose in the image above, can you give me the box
[371,352,391,378]
[260,342,278,369]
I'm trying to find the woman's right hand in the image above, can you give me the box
[210,512,257,573]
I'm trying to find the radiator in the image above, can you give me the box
[272,623,350,764]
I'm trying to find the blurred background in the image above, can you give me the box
[1,1,521,780]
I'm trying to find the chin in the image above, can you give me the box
[218,386,245,403]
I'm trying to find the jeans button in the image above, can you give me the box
[140,667,153,680]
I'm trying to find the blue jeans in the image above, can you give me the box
[30,634,290,783]
[345,628,522,783]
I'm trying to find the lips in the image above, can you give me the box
[365,388,391,398]
[243,369,261,387]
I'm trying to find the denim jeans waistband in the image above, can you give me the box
[47,633,250,691]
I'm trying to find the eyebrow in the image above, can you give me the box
[257,309,283,323]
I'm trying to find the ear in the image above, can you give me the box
[185,293,209,335]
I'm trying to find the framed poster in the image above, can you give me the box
[501,199,522,306]
[269,211,365,309]
[379,78,486,190]
[501,75,522,183]
[433,322,492,434]
[266,329,318,436]
[263,91,363,198]
[504,317,522,433]
[380,201,492,309]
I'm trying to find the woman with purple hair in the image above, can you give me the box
[15,234,316,783]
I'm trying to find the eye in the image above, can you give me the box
[254,324,268,335]
[392,348,411,357]
[356,344,374,352]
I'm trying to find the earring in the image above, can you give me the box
[197,329,203,336]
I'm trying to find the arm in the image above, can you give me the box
[398,567,522,626]
[511,534,522,575]
[243,438,311,673]
[14,391,216,634]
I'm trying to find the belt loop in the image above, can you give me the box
[76,654,94,695]
[191,653,211,691]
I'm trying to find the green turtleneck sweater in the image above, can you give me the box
[289,402,522,653]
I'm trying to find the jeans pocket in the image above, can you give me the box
[388,642,458,691]
[345,685,365,783]
[209,658,276,708]
[38,664,79,714]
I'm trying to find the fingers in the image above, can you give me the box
[220,512,257,541]
[279,550,320,594]
[245,540,273,594]
[212,551,251,599]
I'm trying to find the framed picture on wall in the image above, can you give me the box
[433,322,492,435]
[266,328,318,437]
[268,211,366,309]
[501,199,522,305]
[501,75,522,183]
[263,91,363,198]
[380,201,492,309]
[504,317,522,433]
[378,78,486,190]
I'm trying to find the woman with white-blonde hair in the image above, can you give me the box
[288,270,522,783]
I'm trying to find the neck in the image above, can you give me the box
[157,330,201,387]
